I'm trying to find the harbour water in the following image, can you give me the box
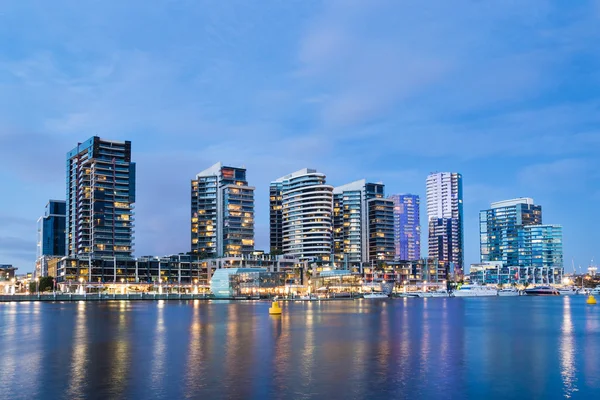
[1,297,599,399]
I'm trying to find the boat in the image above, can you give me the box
[415,290,450,298]
[452,284,498,297]
[363,292,389,299]
[589,286,600,295]
[297,294,318,301]
[498,287,520,296]
[557,287,577,295]
[523,286,559,296]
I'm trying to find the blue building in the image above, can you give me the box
[66,137,136,260]
[37,200,66,258]
[389,194,420,261]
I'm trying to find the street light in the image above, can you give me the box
[79,277,84,295]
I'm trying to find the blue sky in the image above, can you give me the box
[1,0,599,273]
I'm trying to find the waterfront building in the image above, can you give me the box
[389,194,421,261]
[332,180,394,269]
[66,137,136,260]
[426,172,464,274]
[0,265,17,281]
[479,198,542,266]
[191,162,255,258]
[36,200,67,277]
[520,224,563,270]
[270,169,333,261]
[469,261,563,285]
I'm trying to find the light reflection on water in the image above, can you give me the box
[1,297,600,399]
[560,297,577,398]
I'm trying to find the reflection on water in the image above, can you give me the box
[151,300,166,395]
[68,301,88,399]
[1,297,600,399]
[560,297,577,398]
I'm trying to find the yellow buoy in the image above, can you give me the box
[269,300,282,315]
[587,295,597,305]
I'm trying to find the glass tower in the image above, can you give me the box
[480,198,542,266]
[66,137,136,259]
[191,162,255,257]
[519,225,563,269]
[389,194,421,261]
[426,172,463,273]
[37,200,66,258]
[270,169,333,261]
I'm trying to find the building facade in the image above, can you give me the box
[367,197,395,263]
[191,163,255,258]
[426,172,463,273]
[36,200,67,277]
[519,224,563,270]
[270,169,333,261]
[66,137,136,260]
[480,198,542,266]
[389,194,421,261]
[332,180,394,268]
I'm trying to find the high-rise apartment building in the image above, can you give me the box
[426,172,463,273]
[332,180,394,268]
[367,197,395,263]
[66,137,136,260]
[191,162,255,258]
[270,169,333,261]
[480,198,542,266]
[37,200,66,259]
[519,225,563,269]
[36,200,67,277]
[389,194,421,261]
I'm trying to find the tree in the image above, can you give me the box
[270,248,284,256]
[40,276,54,292]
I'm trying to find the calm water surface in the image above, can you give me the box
[1,297,599,399]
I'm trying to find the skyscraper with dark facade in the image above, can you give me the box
[191,162,255,258]
[332,180,394,269]
[389,194,420,261]
[426,172,463,274]
[66,137,136,260]
[37,200,66,258]
[36,200,67,277]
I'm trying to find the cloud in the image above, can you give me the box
[517,158,596,192]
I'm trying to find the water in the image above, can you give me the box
[1,297,599,400]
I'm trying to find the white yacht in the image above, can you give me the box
[498,287,520,296]
[452,284,498,297]
[589,286,600,296]
[416,290,450,298]
[557,287,577,295]
[363,292,389,299]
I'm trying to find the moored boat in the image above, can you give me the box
[524,286,559,296]
[557,287,577,295]
[589,286,600,296]
[363,292,389,299]
[498,287,520,296]
[452,284,498,297]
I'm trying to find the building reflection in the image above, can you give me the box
[67,301,88,399]
[184,300,204,397]
[151,300,166,391]
[560,297,577,398]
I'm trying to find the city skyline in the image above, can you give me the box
[1,1,599,271]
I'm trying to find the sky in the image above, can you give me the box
[1,0,599,273]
